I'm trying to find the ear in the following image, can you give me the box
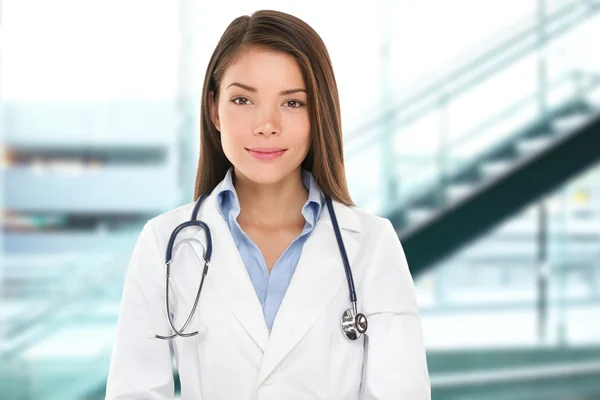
[209,90,221,132]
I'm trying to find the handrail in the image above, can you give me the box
[409,73,597,208]
[352,70,600,210]
[431,360,600,388]
[345,0,598,152]
[2,247,134,343]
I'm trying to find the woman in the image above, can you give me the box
[105,9,430,400]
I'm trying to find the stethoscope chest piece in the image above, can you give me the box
[341,303,368,341]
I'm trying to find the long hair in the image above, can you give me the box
[193,9,354,206]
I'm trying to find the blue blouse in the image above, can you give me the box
[216,167,324,330]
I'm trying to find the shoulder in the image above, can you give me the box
[150,201,196,228]
[344,204,407,270]
[347,204,397,242]
[350,206,417,314]
[137,201,197,247]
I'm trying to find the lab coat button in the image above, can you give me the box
[263,375,274,385]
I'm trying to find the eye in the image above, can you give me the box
[283,100,305,108]
[231,97,252,105]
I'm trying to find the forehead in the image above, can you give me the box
[222,48,305,89]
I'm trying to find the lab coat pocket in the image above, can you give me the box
[170,324,207,399]
[329,332,365,400]
[169,288,208,399]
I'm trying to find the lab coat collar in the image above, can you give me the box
[191,178,362,384]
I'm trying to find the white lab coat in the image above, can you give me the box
[105,182,431,400]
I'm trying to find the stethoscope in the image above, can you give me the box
[154,193,368,341]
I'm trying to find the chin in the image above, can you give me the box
[235,163,301,186]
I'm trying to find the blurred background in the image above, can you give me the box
[1,0,600,398]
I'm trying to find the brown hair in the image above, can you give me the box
[193,9,354,206]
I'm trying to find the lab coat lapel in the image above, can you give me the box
[257,200,362,385]
[191,188,270,352]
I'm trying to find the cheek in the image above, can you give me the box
[218,107,250,158]
[296,123,312,159]
[297,130,311,155]
[219,106,251,135]
[284,113,311,147]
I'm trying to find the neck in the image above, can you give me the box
[234,167,309,229]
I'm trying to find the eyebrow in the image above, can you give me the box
[226,82,307,95]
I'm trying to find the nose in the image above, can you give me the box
[253,104,281,137]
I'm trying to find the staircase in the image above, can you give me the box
[392,86,600,273]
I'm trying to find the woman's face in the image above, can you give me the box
[210,48,311,185]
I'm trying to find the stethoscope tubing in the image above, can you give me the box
[157,191,365,340]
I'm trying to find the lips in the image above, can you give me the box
[246,147,287,160]
[246,148,287,154]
